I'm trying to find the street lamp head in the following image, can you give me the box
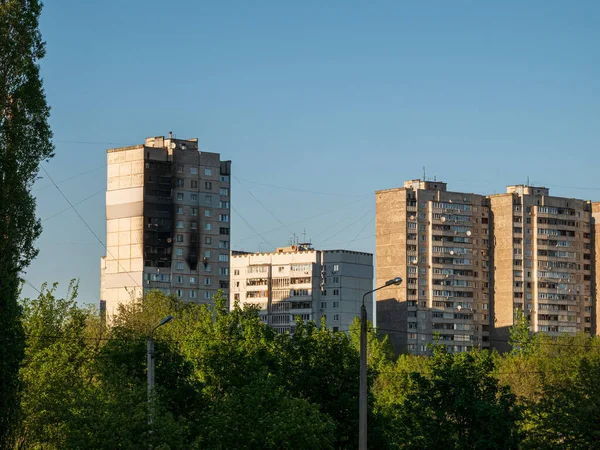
[159,315,174,326]
[385,277,403,286]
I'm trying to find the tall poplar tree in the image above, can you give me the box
[0,0,53,445]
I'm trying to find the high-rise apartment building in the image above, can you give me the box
[489,185,593,350]
[376,180,491,354]
[376,179,599,354]
[230,244,373,334]
[100,134,231,317]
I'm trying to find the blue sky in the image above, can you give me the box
[25,0,600,304]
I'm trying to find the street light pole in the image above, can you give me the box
[147,315,174,428]
[360,277,402,450]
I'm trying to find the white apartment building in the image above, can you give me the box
[230,244,373,333]
[100,134,231,317]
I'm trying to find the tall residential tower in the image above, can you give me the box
[100,134,231,317]
[489,185,593,350]
[376,179,599,354]
[376,180,491,354]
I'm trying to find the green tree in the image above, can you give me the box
[524,355,600,449]
[509,308,534,355]
[380,345,521,449]
[0,0,53,445]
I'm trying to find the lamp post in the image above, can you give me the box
[360,277,402,450]
[148,315,174,427]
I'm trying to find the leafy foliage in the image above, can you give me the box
[15,285,600,449]
[0,0,53,445]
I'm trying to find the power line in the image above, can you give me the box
[40,166,142,289]
[34,165,105,192]
[54,140,125,146]
[42,189,104,222]
[235,177,364,197]
[320,209,373,245]
[235,195,371,243]
[231,206,277,250]
[234,177,294,237]
[347,214,375,246]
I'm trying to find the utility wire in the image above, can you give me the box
[320,209,373,245]
[40,166,142,289]
[346,214,375,247]
[235,194,371,243]
[34,165,105,192]
[235,177,364,197]
[234,177,294,236]
[231,206,277,250]
[42,189,104,222]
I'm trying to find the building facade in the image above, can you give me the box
[376,180,491,354]
[100,134,231,317]
[377,179,599,354]
[489,185,593,350]
[230,244,373,333]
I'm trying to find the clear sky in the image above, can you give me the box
[24,0,600,304]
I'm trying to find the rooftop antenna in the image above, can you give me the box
[527,176,530,186]
[423,166,426,181]
[168,131,173,139]
[301,228,307,242]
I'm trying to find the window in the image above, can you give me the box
[176,206,183,214]
[176,289,183,297]
[176,221,184,229]
[191,193,198,202]
[205,195,212,204]
[204,291,212,299]
[205,182,212,189]
[205,210,212,217]
[191,221,197,230]
[333,302,339,308]
[205,223,212,231]
[220,201,230,208]
[176,275,184,283]
[234,269,240,275]
[177,178,184,187]
[176,261,184,270]
[189,290,197,298]
[191,208,198,216]
[333,264,339,272]
[205,236,212,244]
[176,248,183,256]
[219,267,229,275]
[333,289,340,296]
[219,254,229,262]
[220,280,229,289]
[219,214,229,222]
[322,290,327,296]
[191,167,198,175]
[191,180,198,188]
[190,276,196,284]
[204,250,211,258]
[176,234,184,242]
[334,314,339,321]
[219,240,229,248]
[177,165,183,173]
[204,168,212,176]
[220,227,229,235]
[220,175,229,182]
[220,188,229,196]
[205,264,212,272]
[204,277,211,286]
[177,193,184,201]
[333,276,339,283]
[321,302,327,309]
